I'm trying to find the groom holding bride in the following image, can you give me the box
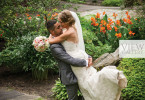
[46,10,127,100]
[46,20,92,100]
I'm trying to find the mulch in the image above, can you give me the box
[0,66,59,99]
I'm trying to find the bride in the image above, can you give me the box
[48,10,127,100]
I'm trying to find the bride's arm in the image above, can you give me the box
[49,32,71,44]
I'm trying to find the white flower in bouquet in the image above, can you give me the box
[32,36,50,52]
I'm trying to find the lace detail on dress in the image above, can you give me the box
[62,41,79,52]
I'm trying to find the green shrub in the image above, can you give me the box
[102,0,122,6]
[63,0,85,3]
[0,34,58,80]
[52,78,82,100]
[130,17,145,40]
[118,58,145,99]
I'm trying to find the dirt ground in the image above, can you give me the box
[0,66,59,99]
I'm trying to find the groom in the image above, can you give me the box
[46,20,92,100]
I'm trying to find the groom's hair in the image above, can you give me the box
[46,20,57,32]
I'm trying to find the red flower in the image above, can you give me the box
[113,13,118,18]
[96,13,100,18]
[100,27,106,33]
[91,17,95,22]
[36,14,40,17]
[0,34,2,37]
[103,11,106,15]
[126,11,128,15]
[116,20,121,26]
[114,26,118,32]
[127,15,131,19]
[129,31,135,36]
[28,17,32,20]
[26,8,30,11]
[127,19,133,24]
[100,20,107,26]
[107,24,112,30]
[115,33,122,38]
[15,13,18,17]
[123,18,127,22]
[91,22,99,26]
[25,13,30,17]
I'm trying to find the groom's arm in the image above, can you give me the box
[50,44,87,67]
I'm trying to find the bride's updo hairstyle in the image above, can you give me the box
[58,10,75,26]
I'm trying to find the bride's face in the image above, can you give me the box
[58,18,68,28]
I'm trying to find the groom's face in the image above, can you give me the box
[52,22,63,37]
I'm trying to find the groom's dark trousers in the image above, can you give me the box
[50,43,86,100]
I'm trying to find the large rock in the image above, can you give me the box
[93,48,121,68]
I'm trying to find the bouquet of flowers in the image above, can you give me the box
[32,36,49,52]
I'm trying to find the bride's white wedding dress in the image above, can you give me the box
[62,41,127,100]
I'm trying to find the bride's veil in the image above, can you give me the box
[70,11,85,51]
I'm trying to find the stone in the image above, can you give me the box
[93,48,121,68]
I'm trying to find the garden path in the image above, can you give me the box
[67,3,137,20]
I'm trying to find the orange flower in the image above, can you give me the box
[115,33,122,38]
[91,22,99,26]
[129,31,135,36]
[103,11,106,15]
[52,13,58,17]
[132,33,135,35]
[116,20,121,26]
[126,11,128,15]
[28,16,32,20]
[114,26,118,32]
[113,13,118,18]
[48,14,50,16]
[127,19,133,24]
[135,18,137,20]
[91,17,95,22]
[25,13,30,17]
[26,8,30,11]
[123,18,127,22]
[101,20,107,26]
[15,13,18,17]
[100,24,103,27]
[107,24,112,30]
[127,15,131,19]
[36,14,40,17]
[96,13,100,19]
[44,16,46,20]
[100,27,106,33]
[108,18,114,25]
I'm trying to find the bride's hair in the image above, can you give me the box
[58,10,75,26]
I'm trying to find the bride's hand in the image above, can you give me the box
[48,34,54,44]
[88,58,93,67]
[49,34,53,40]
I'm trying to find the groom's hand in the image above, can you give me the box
[88,57,93,67]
